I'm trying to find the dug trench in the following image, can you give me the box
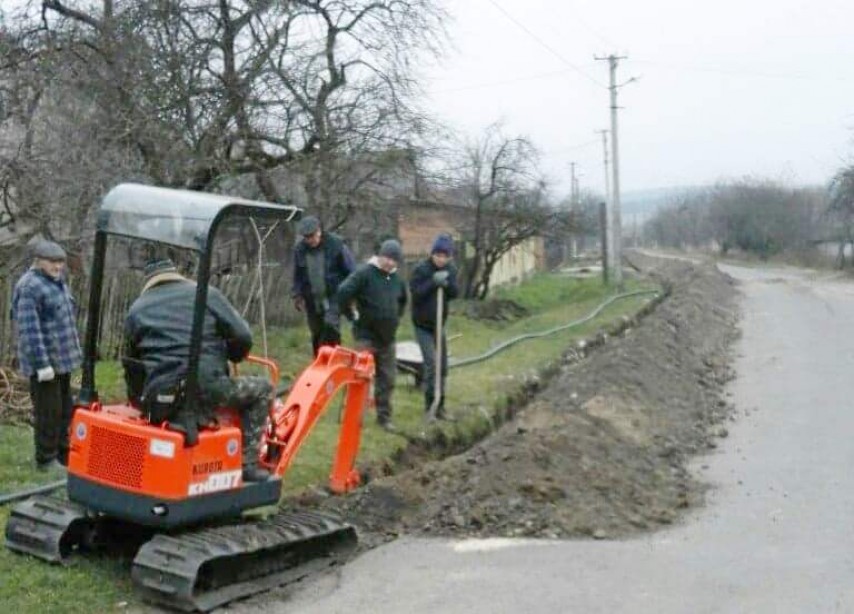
[287,254,740,551]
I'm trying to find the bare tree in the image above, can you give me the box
[0,0,447,250]
[254,0,445,221]
[444,124,551,299]
[645,179,823,259]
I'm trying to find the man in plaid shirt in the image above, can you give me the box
[11,240,82,472]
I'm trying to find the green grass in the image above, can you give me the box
[0,272,658,612]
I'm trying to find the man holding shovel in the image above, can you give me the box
[409,233,458,421]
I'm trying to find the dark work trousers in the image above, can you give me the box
[355,338,397,424]
[307,309,341,356]
[29,373,73,466]
[414,325,448,417]
[203,375,273,468]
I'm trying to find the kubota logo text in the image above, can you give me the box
[188,470,241,496]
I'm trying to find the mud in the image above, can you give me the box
[296,256,739,547]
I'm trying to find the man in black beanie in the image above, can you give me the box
[337,239,407,430]
[409,233,458,420]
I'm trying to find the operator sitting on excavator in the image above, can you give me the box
[123,259,272,482]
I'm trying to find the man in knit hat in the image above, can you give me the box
[291,215,356,356]
[123,259,272,482]
[11,239,82,472]
[409,233,459,420]
[336,239,407,430]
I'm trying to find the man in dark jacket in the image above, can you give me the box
[291,216,356,355]
[124,260,272,482]
[409,233,459,420]
[336,239,407,430]
[11,240,82,472]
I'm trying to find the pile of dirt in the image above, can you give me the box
[301,256,739,546]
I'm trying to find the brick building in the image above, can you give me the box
[396,199,545,291]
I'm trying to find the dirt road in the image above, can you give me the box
[236,261,854,613]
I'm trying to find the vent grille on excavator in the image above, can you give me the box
[87,426,146,488]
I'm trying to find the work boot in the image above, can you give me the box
[431,411,456,423]
[242,464,271,482]
[377,415,396,432]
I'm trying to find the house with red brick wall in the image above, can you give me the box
[395,198,545,293]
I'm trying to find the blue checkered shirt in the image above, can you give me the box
[10,268,82,377]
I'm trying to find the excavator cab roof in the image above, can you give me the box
[98,183,300,250]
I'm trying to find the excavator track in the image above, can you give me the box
[132,509,357,612]
[4,495,94,562]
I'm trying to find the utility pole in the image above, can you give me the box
[599,201,608,284]
[570,162,577,205]
[569,162,578,260]
[595,54,629,287]
[596,130,611,207]
[596,129,611,283]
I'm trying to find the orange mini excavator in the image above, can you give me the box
[4,184,375,612]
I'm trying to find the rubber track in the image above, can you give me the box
[131,510,357,612]
[4,495,92,563]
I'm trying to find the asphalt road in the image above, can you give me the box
[260,263,854,614]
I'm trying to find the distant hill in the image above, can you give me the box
[621,182,827,219]
[620,186,706,217]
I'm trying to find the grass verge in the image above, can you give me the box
[0,272,659,613]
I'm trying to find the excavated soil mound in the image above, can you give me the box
[303,256,740,545]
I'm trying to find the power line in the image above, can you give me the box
[554,0,616,50]
[485,0,605,89]
[632,59,851,82]
[428,54,851,98]
[541,138,601,155]
[430,66,594,94]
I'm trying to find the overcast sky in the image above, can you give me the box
[422,0,854,198]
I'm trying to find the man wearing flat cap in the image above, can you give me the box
[11,239,82,473]
[290,215,355,355]
[336,239,408,430]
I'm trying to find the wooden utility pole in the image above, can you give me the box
[596,129,612,282]
[569,162,578,260]
[595,54,629,286]
[599,201,609,284]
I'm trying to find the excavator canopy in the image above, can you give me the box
[97,183,300,250]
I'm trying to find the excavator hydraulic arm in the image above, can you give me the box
[256,345,375,493]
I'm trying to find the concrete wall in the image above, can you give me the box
[487,237,545,287]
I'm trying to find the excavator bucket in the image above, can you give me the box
[131,510,357,612]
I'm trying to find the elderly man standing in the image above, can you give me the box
[11,240,82,472]
[291,215,356,356]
